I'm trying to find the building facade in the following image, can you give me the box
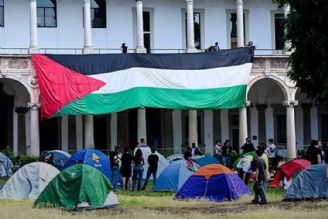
[0,0,326,157]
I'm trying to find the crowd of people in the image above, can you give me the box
[108,138,159,192]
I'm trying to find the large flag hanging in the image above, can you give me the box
[32,48,253,118]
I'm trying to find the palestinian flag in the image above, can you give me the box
[32,48,253,118]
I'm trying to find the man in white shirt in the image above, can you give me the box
[268,139,276,159]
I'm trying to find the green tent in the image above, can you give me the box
[232,151,257,170]
[35,164,118,210]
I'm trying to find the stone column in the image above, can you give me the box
[83,0,93,53]
[265,105,274,140]
[28,103,40,156]
[236,0,244,47]
[135,0,146,53]
[239,106,248,150]
[110,113,118,150]
[285,100,297,159]
[186,0,196,52]
[84,115,94,147]
[204,110,213,155]
[250,105,259,146]
[29,0,38,53]
[137,107,147,142]
[310,105,319,140]
[189,110,198,146]
[172,110,182,154]
[220,110,229,142]
[76,115,83,151]
[13,109,18,156]
[61,116,69,152]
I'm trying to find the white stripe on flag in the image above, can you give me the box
[89,63,252,94]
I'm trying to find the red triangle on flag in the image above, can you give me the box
[32,54,105,118]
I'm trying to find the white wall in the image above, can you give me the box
[0,0,279,51]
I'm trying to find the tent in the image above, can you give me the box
[167,154,184,163]
[284,164,328,200]
[153,159,196,192]
[0,162,59,200]
[176,164,249,202]
[35,164,118,210]
[0,152,13,177]
[39,150,71,170]
[233,151,257,172]
[64,148,110,179]
[138,147,169,179]
[270,159,310,189]
[193,156,220,167]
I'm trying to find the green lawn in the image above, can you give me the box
[1,183,328,219]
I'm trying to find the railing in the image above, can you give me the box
[0,47,290,56]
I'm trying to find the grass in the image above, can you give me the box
[1,182,328,219]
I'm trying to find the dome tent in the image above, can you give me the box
[176,164,249,202]
[64,148,110,179]
[153,159,197,192]
[35,164,118,210]
[39,150,71,170]
[193,156,220,167]
[0,152,13,177]
[270,159,310,189]
[284,164,328,200]
[0,162,59,200]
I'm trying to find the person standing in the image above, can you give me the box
[132,149,145,191]
[252,149,268,205]
[222,140,232,168]
[109,145,121,189]
[241,137,255,154]
[121,43,128,53]
[307,140,322,165]
[120,147,134,191]
[213,42,220,51]
[191,142,202,157]
[142,148,159,190]
[139,138,147,147]
[214,140,223,164]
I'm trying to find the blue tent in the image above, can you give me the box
[153,160,196,192]
[39,150,71,170]
[64,149,110,179]
[193,156,220,167]
[284,164,328,200]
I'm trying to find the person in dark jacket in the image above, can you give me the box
[120,147,134,191]
[142,148,159,190]
[241,137,255,154]
[222,140,232,168]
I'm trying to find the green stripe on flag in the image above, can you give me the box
[54,85,247,116]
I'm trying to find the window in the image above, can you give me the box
[185,12,201,49]
[143,11,151,53]
[90,0,106,28]
[274,13,285,50]
[37,0,57,27]
[228,13,246,48]
[0,0,4,27]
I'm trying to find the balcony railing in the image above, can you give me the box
[0,47,290,56]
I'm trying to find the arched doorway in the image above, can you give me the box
[0,78,30,154]
[247,78,287,150]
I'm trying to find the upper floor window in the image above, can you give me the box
[184,12,202,49]
[91,0,106,28]
[274,13,285,50]
[0,0,4,27]
[37,0,57,27]
[228,13,246,48]
[143,11,152,53]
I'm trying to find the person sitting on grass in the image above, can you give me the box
[142,148,159,190]
[252,149,268,205]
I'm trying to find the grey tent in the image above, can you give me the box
[284,164,328,200]
[0,152,13,177]
[0,162,59,200]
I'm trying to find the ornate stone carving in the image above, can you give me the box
[253,59,265,69]
[270,59,287,69]
[7,59,29,69]
[27,102,41,110]
[283,100,298,108]
[28,75,39,88]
